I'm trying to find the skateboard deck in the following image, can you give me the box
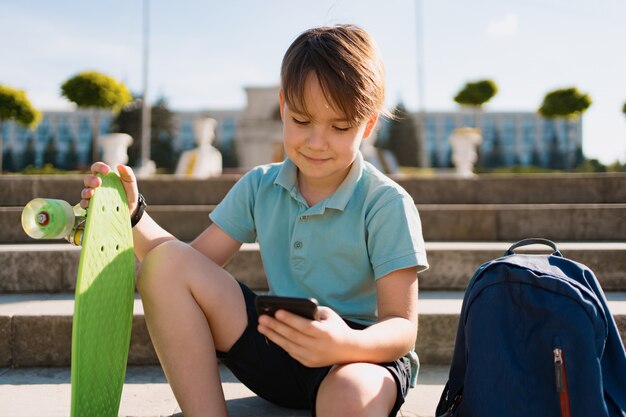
[71,172,135,417]
[22,173,135,416]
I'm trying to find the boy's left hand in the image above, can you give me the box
[257,306,353,368]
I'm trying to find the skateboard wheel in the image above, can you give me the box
[22,198,75,239]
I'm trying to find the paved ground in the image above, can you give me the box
[0,364,448,417]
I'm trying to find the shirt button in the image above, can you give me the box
[293,241,303,249]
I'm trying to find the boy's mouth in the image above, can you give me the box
[302,154,331,164]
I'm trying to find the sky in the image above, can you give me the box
[2,0,626,163]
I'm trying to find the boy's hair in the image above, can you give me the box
[280,24,387,125]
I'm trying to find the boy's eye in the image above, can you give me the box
[333,125,351,132]
[292,117,309,126]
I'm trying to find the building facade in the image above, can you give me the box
[1,89,582,171]
[390,110,583,169]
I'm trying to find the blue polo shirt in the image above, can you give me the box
[210,152,428,325]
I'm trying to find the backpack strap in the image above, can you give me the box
[504,238,562,257]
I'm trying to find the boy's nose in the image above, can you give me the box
[306,129,328,150]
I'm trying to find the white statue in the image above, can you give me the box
[101,133,133,171]
[449,127,482,177]
[176,117,223,178]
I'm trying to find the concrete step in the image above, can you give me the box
[4,203,626,243]
[0,363,448,417]
[1,292,625,368]
[2,242,626,293]
[2,173,625,207]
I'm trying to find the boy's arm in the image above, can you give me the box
[257,266,418,367]
[82,164,241,264]
[190,223,243,267]
[132,217,242,266]
[348,266,418,362]
[131,212,177,262]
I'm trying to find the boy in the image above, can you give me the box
[81,24,428,417]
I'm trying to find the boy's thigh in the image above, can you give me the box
[217,282,332,409]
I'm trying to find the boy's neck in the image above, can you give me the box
[297,165,351,207]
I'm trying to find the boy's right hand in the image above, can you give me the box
[80,162,140,217]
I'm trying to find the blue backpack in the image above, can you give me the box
[436,238,626,417]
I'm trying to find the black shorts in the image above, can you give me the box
[216,282,411,417]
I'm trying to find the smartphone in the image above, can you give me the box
[255,295,320,321]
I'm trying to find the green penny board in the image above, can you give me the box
[71,173,135,417]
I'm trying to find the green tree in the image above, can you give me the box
[0,85,41,172]
[385,103,420,167]
[216,139,239,169]
[576,158,606,173]
[530,145,543,168]
[454,79,498,129]
[573,145,585,169]
[429,148,439,168]
[485,127,505,169]
[607,160,626,172]
[22,136,36,169]
[539,88,592,119]
[43,137,59,167]
[2,148,14,172]
[150,98,177,171]
[61,71,132,164]
[538,87,591,170]
[547,128,565,170]
[111,96,177,171]
[61,139,79,171]
[445,148,454,168]
[623,101,626,163]
[111,96,142,161]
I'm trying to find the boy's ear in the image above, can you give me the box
[362,113,379,139]
[278,90,285,121]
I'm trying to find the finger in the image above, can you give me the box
[90,162,111,175]
[83,175,102,189]
[117,165,136,183]
[257,324,320,367]
[274,310,326,338]
[261,312,315,345]
[274,309,317,330]
[316,306,334,321]
[258,322,302,352]
[80,188,95,200]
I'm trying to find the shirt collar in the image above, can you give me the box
[275,157,300,198]
[274,152,364,212]
[326,152,363,210]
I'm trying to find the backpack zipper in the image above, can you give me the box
[553,347,571,417]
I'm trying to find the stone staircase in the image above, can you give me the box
[1,172,625,417]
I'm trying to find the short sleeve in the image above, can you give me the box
[366,194,429,279]
[209,169,260,243]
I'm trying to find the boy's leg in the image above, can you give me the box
[218,282,329,409]
[137,240,249,417]
[315,363,403,417]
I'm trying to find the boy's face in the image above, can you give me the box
[279,74,378,192]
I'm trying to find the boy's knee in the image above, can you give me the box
[317,364,396,417]
[317,363,395,415]
[137,240,188,293]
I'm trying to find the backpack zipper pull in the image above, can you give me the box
[554,348,564,392]
[553,348,571,417]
